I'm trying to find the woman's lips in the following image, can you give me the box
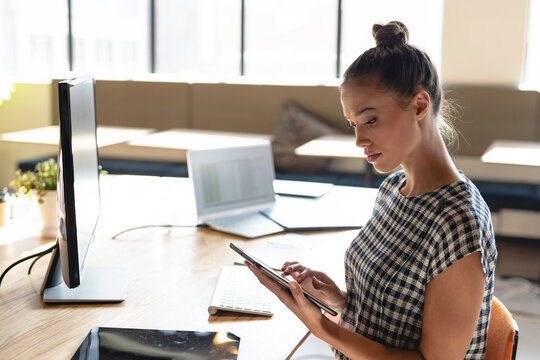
[365,153,381,163]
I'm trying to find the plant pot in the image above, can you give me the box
[32,190,57,238]
[0,191,10,227]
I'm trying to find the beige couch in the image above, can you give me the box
[51,80,540,158]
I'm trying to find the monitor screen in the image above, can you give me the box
[41,75,127,303]
[56,75,100,288]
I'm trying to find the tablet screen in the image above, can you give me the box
[230,243,337,316]
[72,327,240,360]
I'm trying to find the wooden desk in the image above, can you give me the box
[1,127,272,164]
[0,125,154,148]
[481,140,540,167]
[294,134,364,159]
[101,128,272,163]
[0,175,369,359]
[128,128,271,150]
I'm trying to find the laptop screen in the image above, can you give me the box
[187,142,276,218]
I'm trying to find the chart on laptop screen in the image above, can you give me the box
[201,157,268,207]
[188,143,278,220]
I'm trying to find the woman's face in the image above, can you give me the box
[340,81,421,173]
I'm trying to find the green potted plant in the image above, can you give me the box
[9,158,58,237]
[9,158,57,203]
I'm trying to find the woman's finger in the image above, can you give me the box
[281,261,299,271]
[288,280,309,306]
[282,263,308,277]
[288,280,322,318]
[311,276,327,290]
[297,268,327,284]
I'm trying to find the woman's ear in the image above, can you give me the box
[414,91,430,120]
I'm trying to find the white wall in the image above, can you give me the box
[0,83,55,187]
[441,0,530,85]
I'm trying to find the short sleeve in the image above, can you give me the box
[427,203,496,283]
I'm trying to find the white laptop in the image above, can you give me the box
[187,142,285,238]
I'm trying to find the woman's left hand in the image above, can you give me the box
[246,262,326,332]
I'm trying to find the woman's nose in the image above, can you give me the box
[355,128,370,148]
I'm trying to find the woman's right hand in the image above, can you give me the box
[281,261,347,314]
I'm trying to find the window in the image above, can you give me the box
[0,0,68,77]
[523,0,540,89]
[244,0,337,82]
[0,0,444,84]
[340,0,444,77]
[71,0,149,76]
[155,0,241,80]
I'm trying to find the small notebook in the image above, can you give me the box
[208,266,274,317]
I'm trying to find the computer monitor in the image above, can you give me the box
[40,75,127,303]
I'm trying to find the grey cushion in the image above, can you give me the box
[272,101,342,173]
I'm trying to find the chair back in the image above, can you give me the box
[485,296,519,360]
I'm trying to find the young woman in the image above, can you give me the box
[249,21,497,360]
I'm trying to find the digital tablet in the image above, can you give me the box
[72,327,240,360]
[229,243,338,316]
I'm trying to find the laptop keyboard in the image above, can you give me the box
[208,266,273,316]
[207,212,284,238]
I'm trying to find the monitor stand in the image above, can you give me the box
[40,243,128,303]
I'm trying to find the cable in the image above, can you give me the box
[111,224,204,240]
[1,224,202,287]
[0,242,57,289]
[285,330,311,360]
[27,252,49,275]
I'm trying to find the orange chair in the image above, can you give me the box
[485,296,519,360]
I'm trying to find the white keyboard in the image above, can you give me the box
[208,266,274,316]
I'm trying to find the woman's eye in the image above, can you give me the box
[365,117,377,125]
[347,121,356,129]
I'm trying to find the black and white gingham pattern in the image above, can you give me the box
[333,171,497,359]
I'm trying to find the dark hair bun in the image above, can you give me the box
[372,21,409,46]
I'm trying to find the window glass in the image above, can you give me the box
[72,0,149,76]
[523,0,540,89]
[244,0,337,82]
[155,0,241,80]
[340,0,443,77]
[0,0,68,77]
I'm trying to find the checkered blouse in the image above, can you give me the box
[333,171,497,359]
